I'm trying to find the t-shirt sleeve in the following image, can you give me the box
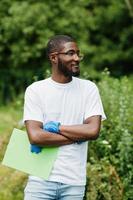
[23,86,44,123]
[84,84,106,121]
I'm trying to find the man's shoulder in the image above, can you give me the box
[26,78,50,90]
[74,77,97,88]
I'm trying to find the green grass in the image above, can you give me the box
[0,101,27,200]
[0,102,23,134]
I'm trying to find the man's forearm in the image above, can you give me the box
[59,116,101,141]
[27,127,73,147]
[25,116,101,147]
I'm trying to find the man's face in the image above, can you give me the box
[57,42,81,77]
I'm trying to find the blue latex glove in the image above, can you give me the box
[44,121,61,133]
[30,121,61,153]
[30,144,42,154]
[76,139,86,144]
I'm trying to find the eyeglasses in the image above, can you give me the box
[56,50,84,61]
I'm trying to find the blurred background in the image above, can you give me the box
[0,0,133,199]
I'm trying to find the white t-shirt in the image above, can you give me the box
[23,77,106,185]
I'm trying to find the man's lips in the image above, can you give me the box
[71,65,80,72]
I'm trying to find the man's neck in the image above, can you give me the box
[51,74,72,84]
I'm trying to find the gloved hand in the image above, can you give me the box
[44,121,61,133]
[76,139,85,144]
[30,144,42,154]
[30,121,61,153]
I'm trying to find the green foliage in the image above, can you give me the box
[0,168,27,200]
[84,71,133,199]
[85,0,133,76]
[86,161,123,200]
[0,101,27,200]
[0,0,90,104]
[0,0,133,104]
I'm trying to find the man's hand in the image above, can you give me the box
[44,121,61,133]
[30,121,61,153]
[30,144,42,154]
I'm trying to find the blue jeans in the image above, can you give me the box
[24,179,85,200]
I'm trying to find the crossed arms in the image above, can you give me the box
[25,115,101,147]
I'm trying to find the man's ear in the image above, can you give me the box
[49,53,58,64]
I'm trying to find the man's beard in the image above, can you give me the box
[58,59,80,77]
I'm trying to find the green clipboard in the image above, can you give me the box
[2,128,58,179]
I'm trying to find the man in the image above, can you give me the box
[23,35,106,200]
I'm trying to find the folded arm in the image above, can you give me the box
[59,115,101,142]
[25,120,73,147]
[25,115,101,147]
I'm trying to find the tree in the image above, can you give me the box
[84,0,133,76]
[0,0,133,103]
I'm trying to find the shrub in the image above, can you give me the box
[84,70,133,199]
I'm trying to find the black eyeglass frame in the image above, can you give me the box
[55,50,84,61]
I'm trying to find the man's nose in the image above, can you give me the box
[73,53,80,61]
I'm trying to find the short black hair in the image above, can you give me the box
[46,35,75,57]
